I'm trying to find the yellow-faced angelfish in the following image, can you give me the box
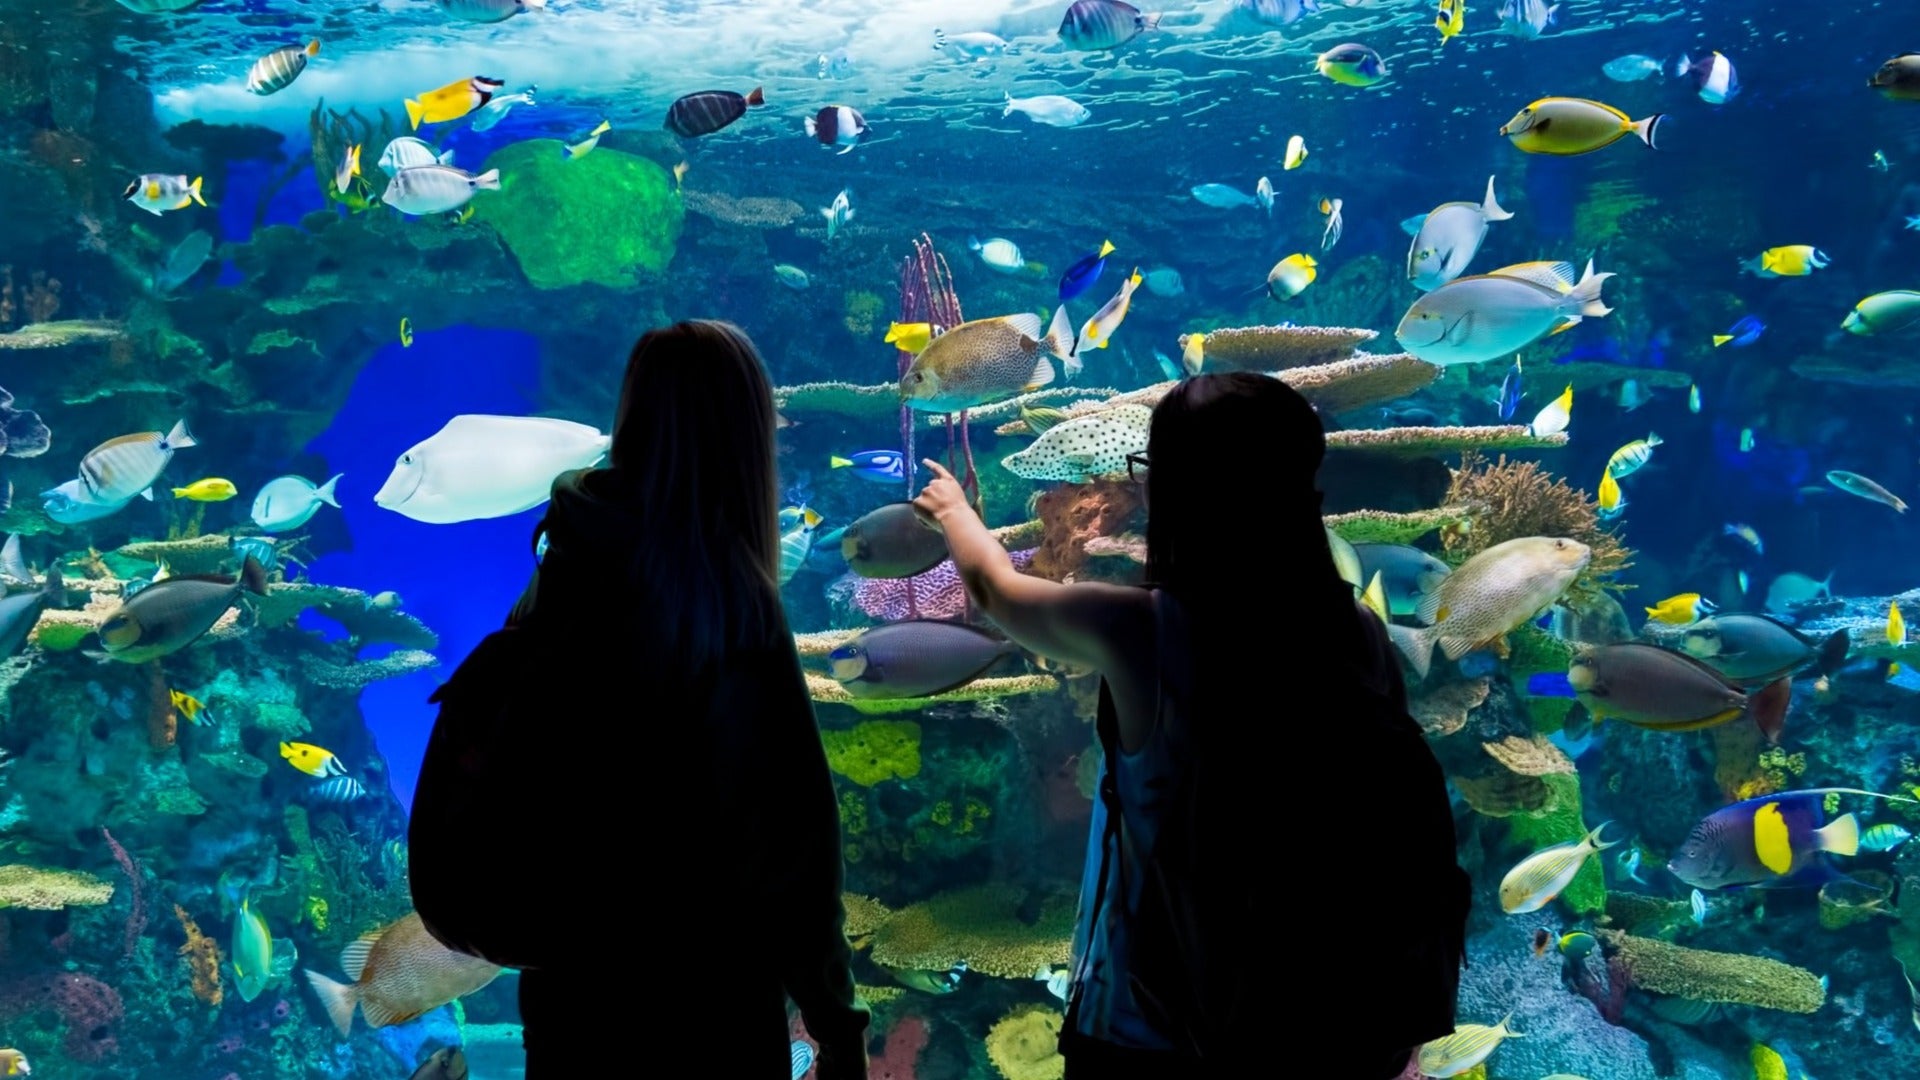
[399,318,414,347]
[1557,931,1597,960]
[1416,1013,1524,1077]
[1500,97,1663,155]
[171,689,213,726]
[405,76,505,130]
[281,741,347,777]
[1645,592,1715,625]
[1266,254,1318,300]
[173,477,238,501]
[1741,245,1830,278]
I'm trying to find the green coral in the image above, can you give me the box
[252,702,311,738]
[1507,624,1573,683]
[843,290,882,337]
[1597,929,1826,1012]
[822,720,922,787]
[470,141,683,290]
[1504,772,1606,915]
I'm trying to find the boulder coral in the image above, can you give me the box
[985,1004,1065,1080]
[471,141,683,290]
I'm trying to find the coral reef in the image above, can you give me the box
[0,864,113,909]
[871,1013,929,1080]
[868,883,1074,979]
[1029,480,1143,582]
[1191,323,1377,372]
[985,1004,1065,1080]
[847,550,1038,622]
[470,141,684,290]
[822,720,923,787]
[681,189,807,229]
[1412,678,1491,737]
[1455,919,1663,1080]
[1596,929,1827,1012]
[171,903,223,1007]
[1442,451,1633,601]
[1326,424,1568,456]
[1325,505,1477,545]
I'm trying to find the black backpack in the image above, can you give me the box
[1091,602,1468,1066]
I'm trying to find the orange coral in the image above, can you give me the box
[173,904,223,1008]
[1030,480,1144,583]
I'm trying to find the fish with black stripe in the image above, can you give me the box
[246,40,320,96]
[804,105,868,154]
[665,86,764,138]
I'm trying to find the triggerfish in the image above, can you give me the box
[303,913,502,1036]
[1417,1014,1525,1077]
[1566,642,1792,743]
[1500,823,1617,912]
[1667,788,1918,890]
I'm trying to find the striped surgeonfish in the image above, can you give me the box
[665,87,764,138]
[1058,0,1160,51]
[246,40,319,96]
[79,419,197,504]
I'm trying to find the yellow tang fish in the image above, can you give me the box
[1751,1042,1789,1080]
[170,689,213,726]
[1645,593,1714,625]
[404,76,506,131]
[281,741,347,778]
[1597,468,1623,515]
[1417,1013,1525,1077]
[1436,0,1465,45]
[173,478,238,502]
[399,317,414,347]
[884,321,936,354]
[1742,245,1830,278]
[1891,601,1906,679]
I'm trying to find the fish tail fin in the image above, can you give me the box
[1480,175,1513,222]
[303,969,358,1038]
[967,236,983,251]
[239,554,270,596]
[1496,1011,1523,1037]
[316,473,343,507]
[166,418,198,450]
[1386,623,1435,680]
[1003,93,1015,117]
[305,39,320,56]
[0,536,27,585]
[1587,821,1622,851]
[1713,334,1733,347]
[188,177,206,207]
[1815,629,1850,676]
[1141,12,1162,31]
[804,116,818,137]
[1568,260,1614,318]
[745,86,765,107]
[1043,306,1076,362]
[404,97,425,131]
[1631,113,1665,149]
[438,148,457,166]
[1750,677,1791,745]
[1817,813,1861,857]
[472,169,502,190]
[1098,239,1116,257]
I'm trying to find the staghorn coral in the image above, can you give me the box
[301,648,438,690]
[1325,505,1479,545]
[986,1004,1066,1080]
[1442,451,1633,601]
[0,864,113,909]
[1597,929,1826,1012]
[1328,425,1568,456]
[173,903,224,1007]
[805,672,1058,715]
[1191,323,1376,372]
[1411,678,1490,737]
[868,882,1074,979]
[821,720,923,787]
[1030,480,1143,582]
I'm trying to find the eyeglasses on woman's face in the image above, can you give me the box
[1126,453,1149,483]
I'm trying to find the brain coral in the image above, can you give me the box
[471,140,683,290]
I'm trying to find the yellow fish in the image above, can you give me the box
[1360,570,1389,623]
[281,741,347,778]
[1891,601,1906,679]
[334,143,361,197]
[1436,0,1465,44]
[1077,269,1143,351]
[1284,134,1308,170]
[1751,1042,1789,1080]
[1417,1013,1525,1077]
[1597,468,1623,514]
[1645,593,1713,625]
[673,159,689,191]
[0,1049,29,1077]
[1742,245,1831,278]
[884,321,935,353]
[172,478,238,502]
[565,119,611,160]
[170,689,213,726]
[1606,433,1663,478]
[399,317,414,347]
[1266,253,1318,300]
[1179,332,1204,375]
[404,76,505,131]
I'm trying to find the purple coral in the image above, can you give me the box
[853,551,1035,622]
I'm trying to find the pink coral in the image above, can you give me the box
[872,1014,928,1080]
[853,551,1036,621]
[0,971,124,1061]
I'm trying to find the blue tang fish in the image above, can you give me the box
[1058,239,1116,303]
[830,450,907,483]
[1714,314,1765,348]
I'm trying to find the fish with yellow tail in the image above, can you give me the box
[246,39,319,96]
[1891,601,1906,679]
[280,741,346,778]
[1435,0,1464,45]
[1529,383,1573,437]
[1596,468,1624,519]
[1265,253,1317,300]
[404,76,505,130]
[125,174,205,216]
[1400,261,1612,367]
[1417,1013,1525,1076]
[1645,593,1715,625]
[1500,823,1617,912]
[1387,536,1591,680]
[1501,97,1663,155]
[564,119,610,160]
[1667,787,1920,890]
[334,144,361,196]
[1607,433,1661,478]
[303,912,502,1036]
[170,689,212,726]
[1076,269,1143,355]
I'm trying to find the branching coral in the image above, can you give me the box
[986,1004,1066,1080]
[117,533,234,576]
[0,864,113,909]
[821,720,923,787]
[868,883,1075,979]
[173,903,224,1007]
[1596,929,1826,1012]
[1442,451,1633,600]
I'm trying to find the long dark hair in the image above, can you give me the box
[605,320,785,670]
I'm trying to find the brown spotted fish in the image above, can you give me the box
[899,309,1076,413]
[1388,536,1590,679]
[304,912,501,1037]
[96,555,266,664]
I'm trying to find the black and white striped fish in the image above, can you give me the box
[1058,0,1160,51]
[664,87,764,138]
[306,776,369,804]
[803,106,868,154]
[79,419,197,504]
[246,40,319,96]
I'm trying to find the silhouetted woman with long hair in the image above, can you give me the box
[916,372,1464,1077]
[422,321,869,1077]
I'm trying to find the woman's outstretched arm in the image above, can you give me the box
[913,460,1147,671]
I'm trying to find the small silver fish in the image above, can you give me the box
[1616,846,1645,884]
[821,188,853,240]
[1689,888,1707,926]
[468,86,535,132]
[1826,469,1908,513]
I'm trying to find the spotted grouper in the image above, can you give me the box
[1001,404,1153,482]
[1388,536,1590,679]
[304,912,501,1037]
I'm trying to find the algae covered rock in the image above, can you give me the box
[471,140,682,290]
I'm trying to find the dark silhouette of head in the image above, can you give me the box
[1144,372,1339,600]
[606,319,785,667]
